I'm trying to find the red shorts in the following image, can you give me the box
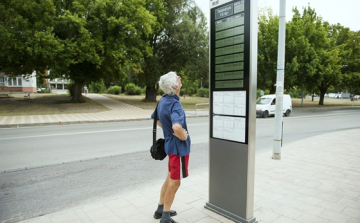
[168,154,189,180]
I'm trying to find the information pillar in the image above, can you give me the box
[205,0,257,222]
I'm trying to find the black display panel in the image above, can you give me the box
[210,0,250,144]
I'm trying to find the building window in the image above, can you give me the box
[17,77,22,86]
[7,77,13,86]
[0,77,4,86]
[57,84,63,89]
[64,84,68,89]
[51,84,56,89]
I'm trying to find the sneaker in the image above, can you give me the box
[160,218,178,223]
[154,210,177,219]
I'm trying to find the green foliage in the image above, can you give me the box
[335,27,360,94]
[180,89,185,96]
[256,89,262,98]
[257,9,279,94]
[196,88,209,98]
[0,0,58,74]
[0,0,157,102]
[285,89,301,98]
[138,0,209,101]
[187,87,195,96]
[258,6,346,105]
[89,79,106,93]
[124,83,141,95]
[107,86,122,95]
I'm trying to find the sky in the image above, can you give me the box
[194,0,360,31]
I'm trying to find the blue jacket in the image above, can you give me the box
[151,94,191,156]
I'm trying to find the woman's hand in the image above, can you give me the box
[172,123,188,141]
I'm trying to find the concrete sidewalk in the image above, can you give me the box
[3,94,360,222]
[18,128,360,223]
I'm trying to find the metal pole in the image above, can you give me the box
[273,0,286,160]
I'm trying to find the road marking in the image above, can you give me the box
[0,123,207,140]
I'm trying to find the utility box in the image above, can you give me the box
[205,0,257,222]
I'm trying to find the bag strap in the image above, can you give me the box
[153,101,160,147]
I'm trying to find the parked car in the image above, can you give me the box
[351,95,359,101]
[37,88,46,93]
[256,94,292,118]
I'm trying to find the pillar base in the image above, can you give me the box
[205,203,257,223]
[272,153,281,160]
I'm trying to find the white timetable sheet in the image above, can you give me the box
[213,116,246,142]
[213,91,246,116]
[212,91,247,143]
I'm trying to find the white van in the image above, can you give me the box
[256,94,292,118]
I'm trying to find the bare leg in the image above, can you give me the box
[159,172,181,211]
[163,176,180,212]
[159,172,171,205]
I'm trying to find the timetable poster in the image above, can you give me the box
[213,91,246,116]
[213,116,246,143]
[212,91,246,143]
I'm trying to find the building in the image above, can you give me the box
[0,72,37,93]
[47,77,71,94]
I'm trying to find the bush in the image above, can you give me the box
[125,83,142,95]
[257,89,271,98]
[135,87,142,95]
[107,86,122,95]
[89,79,106,93]
[187,87,195,96]
[197,88,209,98]
[180,89,185,96]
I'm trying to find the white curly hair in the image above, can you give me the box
[159,71,179,96]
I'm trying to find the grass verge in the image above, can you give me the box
[0,93,109,116]
[0,93,358,117]
[105,94,210,110]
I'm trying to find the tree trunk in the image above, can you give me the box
[301,91,304,107]
[71,81,85,103]
[145,85,158,102]
[318,89,327,105]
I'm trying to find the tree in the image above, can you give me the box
[1,0,157,102]
[285,7,319,103]
[0,0,60,75]
[257,9,279,94]
[50,0,157,102]
[335,28,360,94]
[138,0,209,101]
[284,6,342,105]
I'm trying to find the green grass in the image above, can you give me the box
[0,93,109,116]
[105,94,210,110]
[0,93,358,116]
[292,97,360,107]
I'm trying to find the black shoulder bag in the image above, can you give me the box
[150,102,167,160]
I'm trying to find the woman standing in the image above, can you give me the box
[151,71,191,223]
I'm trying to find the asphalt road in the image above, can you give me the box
[0,106,360,222]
